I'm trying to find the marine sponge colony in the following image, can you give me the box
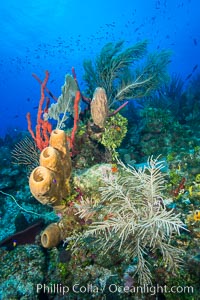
[1,40,200,299]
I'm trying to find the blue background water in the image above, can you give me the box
[0,0,199,138]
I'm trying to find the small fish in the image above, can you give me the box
[111,164,118,173]
[188,210,200,222]
[193,210,200,221]
[192,64,198,73]
[13,240,17,247]
[193,38,198,46]
[104,213,114,221]
[115,126,121,132]
[185,73,192,81]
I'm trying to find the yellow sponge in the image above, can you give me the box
[29,129,72,211]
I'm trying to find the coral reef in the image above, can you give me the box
[1,42,200,300]
[0,245,45,299]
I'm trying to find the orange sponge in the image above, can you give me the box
[29,129,72,211]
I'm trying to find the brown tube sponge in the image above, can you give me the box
[29,166,61,206]
[40,146,62,172]
[49,129,72,179]
[49,129,67,153]
[29,129,72,209]
[41,223,62,248]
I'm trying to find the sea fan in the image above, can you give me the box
[83,40,171,107]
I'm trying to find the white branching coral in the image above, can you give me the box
[74,197,99,221]
[75,157,186,285]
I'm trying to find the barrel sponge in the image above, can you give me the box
[91,87,108,128]
[41,223,62,248]
[29,129,72,208]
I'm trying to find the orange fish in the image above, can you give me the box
[111,164,118,173]
[115,126,121,131]
[104,213,114,220]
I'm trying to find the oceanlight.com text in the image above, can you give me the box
[36,283,194,296]
[108,283,194,295]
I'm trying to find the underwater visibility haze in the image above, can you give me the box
[0,0,200,299]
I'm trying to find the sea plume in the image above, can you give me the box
[75,157,186,284]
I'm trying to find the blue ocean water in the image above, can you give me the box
[0,0,199,138]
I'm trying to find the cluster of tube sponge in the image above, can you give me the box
[29,129,72,248]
